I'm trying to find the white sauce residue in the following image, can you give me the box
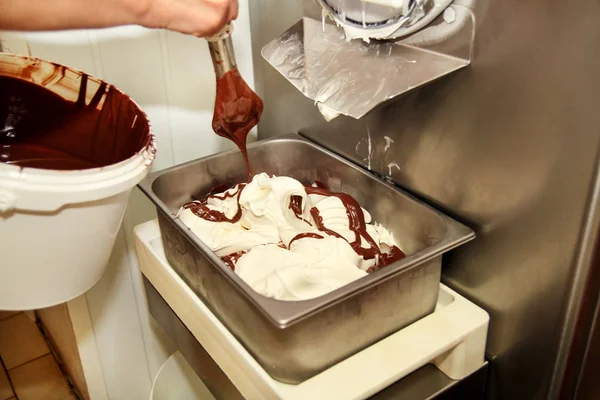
[387,162,401,175]
[384,136,394,152]
[355,139,363,156]
[366,125,373,170]
[354,126,373,170]
[317,102,342,121]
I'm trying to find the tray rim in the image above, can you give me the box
[137,133,475,328]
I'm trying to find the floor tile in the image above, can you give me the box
[0,313,49,369]
[24,311,36,322]
[9,354,71,400]
[0,364,14,400]
[0,312,18,322]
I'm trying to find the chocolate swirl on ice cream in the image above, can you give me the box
[178,173,405,301]
[184,184,246,223]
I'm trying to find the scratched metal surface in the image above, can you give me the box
[260,9,472,119]
[249,0,600,398]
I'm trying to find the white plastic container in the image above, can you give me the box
[151,352,215,400]
[0,53,155,310]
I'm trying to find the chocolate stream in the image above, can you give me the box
[212,68,263,179]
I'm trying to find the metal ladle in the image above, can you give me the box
[206,23,237,79]
[205,23,264,177]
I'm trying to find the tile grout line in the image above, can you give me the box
[0,313,22,323]
[34,319,80,400]
[0,355,18,400]
[1,312,77,398]
[6,353,51,373]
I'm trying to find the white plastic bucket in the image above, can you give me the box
[151,352,216,400]
[0,53,156,310]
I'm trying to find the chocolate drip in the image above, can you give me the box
[209,185,244,201]
[184,184,246,223]
[306,186,405,268]
[192,184,233,202]
[205,184,231,199]
[309,208,347,241]
[221,251,246,270]
[212,68,263,179]
[369,246,406,272]
[313,181,328,189]
[289,195,303,218]
[288,232,324,248]
[288,195,313,226]
[306,187,379,259]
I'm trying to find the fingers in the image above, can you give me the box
[194,0,236,36]
[228,0,239,21]
[135,0,238,37]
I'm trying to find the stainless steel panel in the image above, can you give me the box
[138,134,474,383]
[575,299,600,400]
[260,0,473,119]
[249,0,600,398]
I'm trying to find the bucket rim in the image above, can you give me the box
[0,53,157,212]
[0,52,157,178]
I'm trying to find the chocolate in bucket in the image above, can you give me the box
[0,62,152,171]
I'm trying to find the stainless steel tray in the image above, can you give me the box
[138,133,475,383]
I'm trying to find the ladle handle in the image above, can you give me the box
[207,23,237,78]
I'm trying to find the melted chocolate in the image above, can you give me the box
[313,181,328,189]
[289,195,303,217]
[212,68,263,178]
[288,232,324,248]
[308,208,347,241]
[289,195,312,226]
[306,187,380,259]
[185,181,405,271]
[209,185,245,201]
[184,184,246,223]
[306,186,405,267]
[371,246,406,272]
[0,73,151,170]
[206,184,231,198]
[192,183,232,202]
[221,251,246,270]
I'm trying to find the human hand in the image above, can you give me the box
[134,0,239,37]
[0,0,238,37]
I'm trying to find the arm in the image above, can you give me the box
[0,0,238,37]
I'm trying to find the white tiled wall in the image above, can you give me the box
[1,3,256,399]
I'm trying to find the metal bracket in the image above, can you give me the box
[261,0,475,120]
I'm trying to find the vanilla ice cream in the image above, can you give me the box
[177,173,404,301]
